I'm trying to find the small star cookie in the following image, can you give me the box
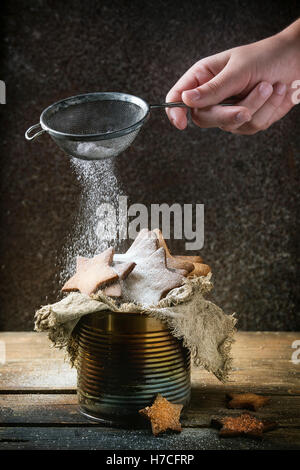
[226,393,270,411]
[211,413,277,439]
[139,394,183,436]
[153,229,210,277]
[62,247,118,296]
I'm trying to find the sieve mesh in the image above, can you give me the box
[44,99,146,135]
[50,130,140,160]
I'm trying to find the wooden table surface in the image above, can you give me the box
[0,331,299,450]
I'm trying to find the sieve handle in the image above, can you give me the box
[150,100,235,109]
[25,123,46,141]
[150,102,187,109]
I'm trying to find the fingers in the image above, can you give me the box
[213,81,273,132]
[165,59,219,130]
[166,103,188,130]
[191,105,251,129]
[237,82,273,114]
[181,61,246,109]
[233,82,287,134]
[188,81,272,131]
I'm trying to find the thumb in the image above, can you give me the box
[182,64,242,108]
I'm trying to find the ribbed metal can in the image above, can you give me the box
[77,311,191,425]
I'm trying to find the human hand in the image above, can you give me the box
[166,19,300,134]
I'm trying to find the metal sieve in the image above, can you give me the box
[25,92,187,161]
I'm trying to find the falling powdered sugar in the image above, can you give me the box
[58,157,122,286]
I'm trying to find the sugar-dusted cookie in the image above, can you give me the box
[114,228,158,264]
[113,261,136,279]
[62,247,118,296]
[139,394,183,436]
[103,261,136,298]
[211,413,277,439]
[122,247,184,306]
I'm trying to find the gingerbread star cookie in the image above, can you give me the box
[153,229,210,277]
[139,394,183,436]
[103,261,136,298]
[226,393,270,411]
[114,228,158,264]
[122,247,184,306]
[211,413,277,439]
[68,255,135,298]
[62,247,118,296]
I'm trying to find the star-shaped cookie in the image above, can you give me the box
[122,247,184,306]
[103,261,136,297]
[226,393,270,411]
[62,247,118,296]
[153,229,210,277]
[114,228,158,264]
[211,413,277,439]
[70,257,135,298]
[139,394,183,436]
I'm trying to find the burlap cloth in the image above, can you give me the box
[35,273,236,382]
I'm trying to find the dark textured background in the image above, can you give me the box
[0,0,299,331]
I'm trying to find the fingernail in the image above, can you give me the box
[169,108,185,129]
[169,108,177,121]
[184,88,201,102]
[169,111,179,129]
[259,82,272,98]
[235,111,251,123]
[275,83,286,96]
[173,119,186,130]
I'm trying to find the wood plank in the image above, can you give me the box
[0,332,299,392]
[184,387,300,427]
[0,391,299,428]
[0,332,76,390]
[0,426,299,450]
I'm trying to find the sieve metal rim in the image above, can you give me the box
[39,92,150,142]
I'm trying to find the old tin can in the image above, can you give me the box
[77,311,191,425]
